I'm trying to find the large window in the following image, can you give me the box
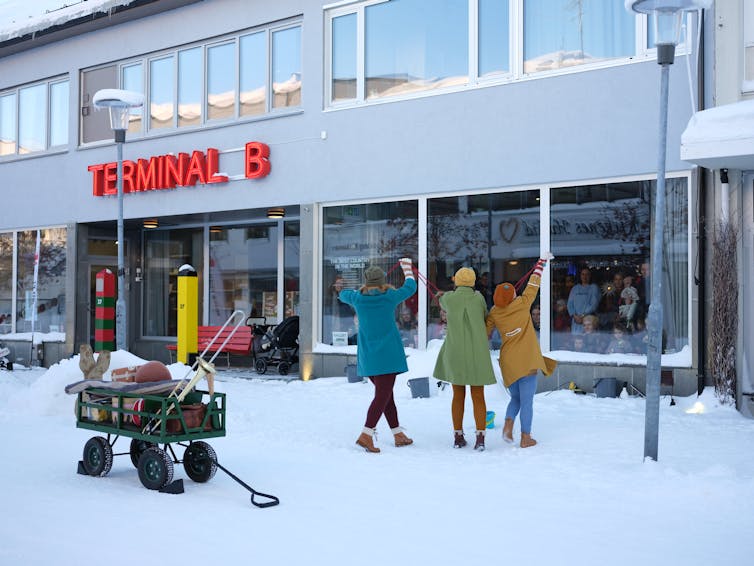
[550,179,688,356]
[14,229,67,333]
[80,20,302,144]
[326,0,676,108]
[0,77,69,157]
[143,229,203,337]
[208,224,279,325]
[322,201,418,346]
[427,192,540,343]
[0,233,12,333]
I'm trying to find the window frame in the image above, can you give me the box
[323,0,697,110]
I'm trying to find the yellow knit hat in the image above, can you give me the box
[453,267,476,287]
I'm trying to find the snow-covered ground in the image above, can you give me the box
[1,349,753,566]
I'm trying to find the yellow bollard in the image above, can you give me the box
[177,264,198,364]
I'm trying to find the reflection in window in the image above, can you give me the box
[322,201,418,345]
[332,13,357,102]
[549,179,687,356]
[479,0,510,77]
[15,229,67,333]
[49,82,69,147]
[18,84,46,154]
[179,48,203,127]
[523,0,635,74]
[365,0,468,99]
[143,229,203,336]
[207,43,235,121]
[284,222,301,318]
[122,63,143,133]
[0,94,16,156]
[150,56,175,130]
[240,32,266,116]
[208,224,279,325]
[0,233,12,333]
[428,192,539,345]
[272,26,301,109]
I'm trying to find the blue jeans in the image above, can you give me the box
[505,374,538,434]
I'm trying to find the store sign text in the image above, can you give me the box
[88,142,270,197]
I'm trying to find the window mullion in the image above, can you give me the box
[357,5,365,103]
[469,0,478,84]
[512,0,523,79]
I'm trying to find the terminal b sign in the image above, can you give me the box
[88,141,270,196]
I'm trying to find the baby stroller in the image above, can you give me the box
[253,315,299,375]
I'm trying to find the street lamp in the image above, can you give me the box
[626,0,710,461]
[93,88,144,352]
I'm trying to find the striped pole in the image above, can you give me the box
[95,269,116,351]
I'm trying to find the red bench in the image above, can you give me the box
[166,325,253,367]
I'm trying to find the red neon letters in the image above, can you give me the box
[89,143,270,197]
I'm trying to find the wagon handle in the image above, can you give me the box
[213,459,280,508]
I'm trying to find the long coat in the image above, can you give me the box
[433,286,496,386]
[485,273,557,387]
[339,278,417,377]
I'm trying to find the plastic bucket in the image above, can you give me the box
[485,410,496,429]
[407,377,430,398]
[594,377,619,398]
[345,364,362,383]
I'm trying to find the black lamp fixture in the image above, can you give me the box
[143,218,159,229]
[267,207,285,219]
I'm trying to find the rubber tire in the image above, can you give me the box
[183,441,218,483]
[255,358,268,374]
[278,361,290,375]
[129,439,157,468]
[82,436,113,477]
[137,447,174,490]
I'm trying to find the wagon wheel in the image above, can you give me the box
[82,436,113,477]
[137,447,174,490]
[183,441,218,483]
[255,358,268,374]
[129,439,157,468]
[278,361,290,375]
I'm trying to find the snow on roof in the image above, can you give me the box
[680,99,754,171]
[0,0,135,42]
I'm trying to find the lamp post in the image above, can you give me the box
[93,89,144,351]
[626,0,710,461]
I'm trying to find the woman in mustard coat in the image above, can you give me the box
[433,267,496,451]
[486,256,557,448]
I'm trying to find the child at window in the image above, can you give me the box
[618,274,640,328]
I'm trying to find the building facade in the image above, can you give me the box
[0,0,728,402]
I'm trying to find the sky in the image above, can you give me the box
[1,346,753,565]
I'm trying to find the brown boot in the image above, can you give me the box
[474,431,486,451]
[453,431,467,448]
[502,418,514,444]
[392,427,413,447]
[356,428,380,453]
[520,432,537,448]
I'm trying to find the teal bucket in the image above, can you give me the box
[485,410,495,429]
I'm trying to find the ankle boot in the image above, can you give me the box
[453,431,467,448]
[502,418,514,444]
[391,427,413,447]
[474,431,486,451]
[356,427,380,453]
[520,432,537,448]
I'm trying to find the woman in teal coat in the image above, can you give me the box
[339,258,417,453]
[433,267,496,451]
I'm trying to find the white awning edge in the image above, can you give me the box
[680,99,754,171]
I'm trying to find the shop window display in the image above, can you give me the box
[550,178,688,355]
[427,192,540,344]
[322,201,418,345]
[15,228,67,333]
[0,233,13,333]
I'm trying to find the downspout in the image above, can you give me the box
[695,9,708,396]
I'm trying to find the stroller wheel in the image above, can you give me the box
[278,361,290,376]
[255,358,268,374]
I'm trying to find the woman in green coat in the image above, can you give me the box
[433,267,496,451]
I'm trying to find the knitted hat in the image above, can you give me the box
[493,282,516,308]
[453,267,476,287]
[364,265,386,287]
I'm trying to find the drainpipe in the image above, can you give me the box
[697,171,707,396]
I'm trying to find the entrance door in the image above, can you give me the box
[88,263,118,348]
